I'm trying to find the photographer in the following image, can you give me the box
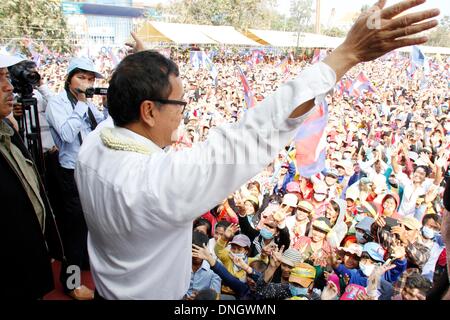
[46,56,107,300]
[9,60,55,153]
[0,54,63,299]
[8,60,64,228]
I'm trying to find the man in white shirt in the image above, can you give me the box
[75,0,439,299]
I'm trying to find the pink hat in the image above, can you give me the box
[286,181,301,193]
[327,274,341,294]
[340,284,366,300]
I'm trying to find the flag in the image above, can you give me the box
[406,61,416,79]
[236,65,256,109]
[295,101,328,178]
[350,72,375,97]
[276,57,290,82]
[411,45,425,67]
[429,59,440,71]
[335,80,345,96]
[312,49,327,64]
[344,79,353,96]
[190,51,203,70]
[203,52,218,85]
[251,49,264,64]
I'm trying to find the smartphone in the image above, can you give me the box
[383,217,399,231]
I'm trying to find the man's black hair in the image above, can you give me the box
[422,213,442,226]
[215,220,231,231]
[415,165,431,177]
[193,217,212,237]
[107,50,180,127]
[194,289,218,300]
[405,273,432,296]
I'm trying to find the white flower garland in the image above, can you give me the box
[100,128,152,155]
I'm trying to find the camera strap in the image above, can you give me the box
[86,107,98,131]
[68,98,83,145]
[67,89,98,144]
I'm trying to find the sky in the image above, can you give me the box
[276,0,450,24]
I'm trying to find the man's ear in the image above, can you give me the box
[140,100,157,127]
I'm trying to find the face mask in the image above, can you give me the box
[343,153,352,160]
[356,231,367,244]
[360,262,375,277]
[260,227,274,240]
[314,194,326,202]
[289,284,308,297]
[231,252,247,261]
[422,226,435,239]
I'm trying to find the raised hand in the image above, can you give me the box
[229,253,249,271]
[125,32,146,54]
[192,244,212,261]
[269,245,285,269]
[223,223,240,240]
[261,242,277,258]
[375,216,386,228]
[343,0,439,64]
[391,225,408,244]
[390,244,406,260]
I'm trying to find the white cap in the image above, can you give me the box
[0,54,25,68]
[282,193,298,207]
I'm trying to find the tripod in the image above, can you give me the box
[16,94,45,182]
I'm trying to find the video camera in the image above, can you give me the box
[8,60,44,179]
[8,60,41,98]
[76,87,108,98]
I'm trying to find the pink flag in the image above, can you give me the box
[295,101,328,178]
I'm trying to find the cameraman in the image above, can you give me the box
[46,56,107,300]
[1,54,63,299]
[9,61,64,222]
[9,60,55,152]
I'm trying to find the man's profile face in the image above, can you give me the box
[154,75,185,147]
[0,67,14,119]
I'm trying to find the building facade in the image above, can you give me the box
[62,0,160,50]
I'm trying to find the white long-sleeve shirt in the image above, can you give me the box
[74,62,336,300]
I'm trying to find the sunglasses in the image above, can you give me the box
[152,99,187,113]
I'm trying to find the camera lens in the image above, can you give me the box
[23,71,41,86]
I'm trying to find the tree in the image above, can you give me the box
[163,0,277,30]
[322,27,346,38]
[0,0,72,53]
[290,0,314,31]
[427,15,450,47]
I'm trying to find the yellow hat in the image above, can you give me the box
[289,263,316,288]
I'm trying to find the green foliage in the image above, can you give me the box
[322,27,346,38]
[0,0,72,53]
[163,0,281,30]
[427,15,450,48]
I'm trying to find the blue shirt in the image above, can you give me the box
[211,260,262,300]
[334,258,407,286]
[46,90,107,169]
[186,260,222,297]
